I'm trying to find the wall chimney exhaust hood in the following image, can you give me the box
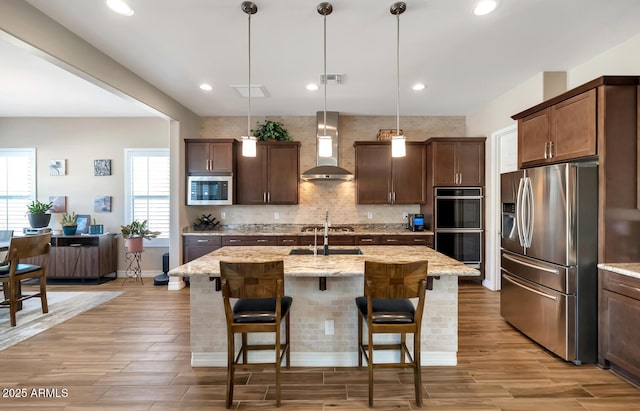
[301,111,354,181]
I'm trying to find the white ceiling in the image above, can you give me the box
[2,0,640,118]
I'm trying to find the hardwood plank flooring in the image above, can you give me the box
[0,282,638,410]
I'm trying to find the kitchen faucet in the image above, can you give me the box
[323,210,329,256]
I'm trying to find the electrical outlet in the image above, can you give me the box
[324,319,334,335]
[274,212,280,220]
[367,211,373,219]
[220,212,226,220]
[403,212,409,220]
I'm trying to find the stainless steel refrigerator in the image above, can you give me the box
[500,162,598,364]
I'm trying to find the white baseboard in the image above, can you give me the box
[191,351,457,367]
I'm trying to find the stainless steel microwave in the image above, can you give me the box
[187,175,233,205]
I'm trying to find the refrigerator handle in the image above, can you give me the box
[516,177,526,247]
[525,177,534,248]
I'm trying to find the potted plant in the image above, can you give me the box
[120,220,160,253]
[89,218,104,235]
[61,211,78,236]
[252,120,293,141]
[26,200,53,228]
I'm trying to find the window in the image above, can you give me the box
[0,149,35,231]
[124,149,170,247]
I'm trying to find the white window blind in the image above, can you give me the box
[124,149,170,247]
[0,149,35,232]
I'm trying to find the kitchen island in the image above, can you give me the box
[169,245,479,367]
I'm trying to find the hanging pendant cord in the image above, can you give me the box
[396,12,400,136]
[247,11,252,137]
[323,13,327,136]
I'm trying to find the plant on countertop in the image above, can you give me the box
[120,220,161,240]
[252,120,293,141]
[61,211,77,226]
[27,200,53,214]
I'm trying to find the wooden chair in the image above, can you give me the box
[219,260,292,408]
[0,233,52,327]
[355,260,428,407]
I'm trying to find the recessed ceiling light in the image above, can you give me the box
[473,0,497,16]
[306,83,319,91]
[412,83,426,91]
[199,83,213,92]
[106,0,135,16]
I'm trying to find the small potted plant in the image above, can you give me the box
[61,211,78,236]
[26,200,53,228]
[120,220,160,253]
[89,218,104,235]
[252,120,293,141]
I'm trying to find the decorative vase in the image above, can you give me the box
[62,225,77,236]
[28,213,52,228]
[125,237,144,253]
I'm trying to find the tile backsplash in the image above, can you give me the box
[187,114,465,226]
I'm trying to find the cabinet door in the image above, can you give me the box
[186,142,210,174]
[457,141,485,186]
[392,143,425,203]
[600,288,640,377]
[53,246,96,278]
[186,141,234,174]
[519,108,551,168]
[551,89,596,162]
[267,144,299,204]
[236,145,268,204]
[432,142,457,186]
[355,144,392,204]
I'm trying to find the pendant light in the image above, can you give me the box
[390,2,406,158]
[241,1,257,157]
[317,2,333,158]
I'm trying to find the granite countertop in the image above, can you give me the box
[598,263,640,280]
[169,245,479,278]
[183,224,434,236]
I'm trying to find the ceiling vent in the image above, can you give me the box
[230,84,269,98]
[320,73,344,85]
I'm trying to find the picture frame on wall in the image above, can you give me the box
[94,159,112,176]
[49,196,66,213]
[49,160,66,176]
[75,214,90,234]
[94,196,112,212]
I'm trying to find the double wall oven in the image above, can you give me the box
[434,187,483,269]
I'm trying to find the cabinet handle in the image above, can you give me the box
[229,239,241,243]
[281,239,295,243]
[616,282,640,294]
[392,192,396,203]
[263,192,267,203]
[257,239,268,243]
[548,141,553,158]
[361,238,374,242]
[267,192,271,203]
[413,238,425,243]
[196,239,209,243]
[386,239,398,242]
[388,192,392,203]
[544,142,549,159]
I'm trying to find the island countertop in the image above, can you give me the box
[598,263,640,280]
[169,245,479,278]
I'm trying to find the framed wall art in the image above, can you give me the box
[49,160,66,176]
[94,159,112,176]
[49,196,67,213]
[94,196,112,212]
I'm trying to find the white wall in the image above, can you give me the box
[0,117,169,272]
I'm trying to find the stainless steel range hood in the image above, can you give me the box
[301,111,353,181]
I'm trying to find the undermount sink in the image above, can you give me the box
[289,248,363,256]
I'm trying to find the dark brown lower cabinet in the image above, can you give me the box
[183,235,222,263]
[599,269,640,384]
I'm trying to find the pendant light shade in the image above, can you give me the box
[390,2,406,158]
[241,1,258,157]
[317,2,333,158]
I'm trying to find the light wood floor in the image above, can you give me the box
[1,281,639,410]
